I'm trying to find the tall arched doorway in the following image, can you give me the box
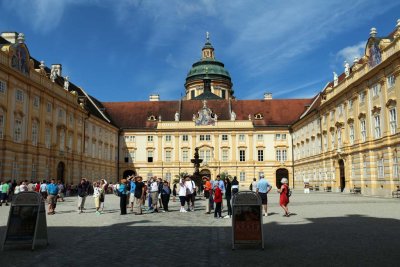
[123,169,136,178]
[339,159,345,192]
[199,169,211,178]
[276,168,289,189]
[57,162,65,183]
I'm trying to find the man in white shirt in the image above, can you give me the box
[40,180,48,199]
[184,176,195,211]
[149,178,159,212]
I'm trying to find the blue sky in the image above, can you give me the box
[1,0,400,102]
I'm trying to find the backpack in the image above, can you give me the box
[249,183,253,191]
[286,186,292,198]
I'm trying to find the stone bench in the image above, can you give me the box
[392,190,400,198]
[323,186,332,192]
[350,186,362,194]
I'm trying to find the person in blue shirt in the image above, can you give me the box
[128,176,136,212]
[118,179,128,215]
[256,174,272,216]
[46,179,59,215]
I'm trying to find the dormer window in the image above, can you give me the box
[148,115,156,121]
[254,113,263,120]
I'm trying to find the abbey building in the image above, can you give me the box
[1,20,399,196]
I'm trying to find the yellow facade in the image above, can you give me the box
[0,33,118,185]
[292,25,400,196]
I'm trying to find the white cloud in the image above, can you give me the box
[336,41,365,65]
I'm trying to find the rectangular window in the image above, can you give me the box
[165,135,172,142]
[47,102,52,113]
[147,150,153,163]
[222,134,228,141]
[337,129,342,147]
[191,90,195,99]
[387,74,395,89]
[393,156,399,180]
[129,151,135,163]
[374,115,381,138]
[222,149,228,161]
[257,134,263,141]
[361,120,367,142]
[349,124,355,145]
[282,150,287,161]
[0,80,6,94]
[275,134,281,140]
[0,114,4,139]
[45,128,51,149]
[239,150,246,162]
[257,149,264,161]
[32,122,38,146]
[14,119,22,142]
[359,91,366,104]
[58,108,64,119]
[182,135,188,142]
[377,158,384,179]
[372,83,380,97]
[239,172,245,182]
[182,150,188,162]
[221,89,226,99]
[281,134,287,140]
[124,135,135,142]
[389,108,397,135]
[60,130,65,152]
[68,134,73,152]
[147,135,153,142]
[276,150,282,161]
[124,150,129,163]
[165,172,171,182]
[33,95,40,108]
[15,89,24,102]
[165,150,172,162]
[331,131,335,150]
[239,134,245,142]
[200,134,211,141]
[348,99,353,110]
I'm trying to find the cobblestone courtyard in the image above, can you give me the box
[0,191,399,267]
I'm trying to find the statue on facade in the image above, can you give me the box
[344,61,350,77]
[333,72,338,87]
[230,110,236,121]
[214,113,218,121]
[64,76,70,90]
[175,111,180,122]
[50,65,57,82]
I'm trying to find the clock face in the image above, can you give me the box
[368,43,381,68]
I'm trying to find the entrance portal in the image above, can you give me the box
[276,168,289,189]
[123,169,136,178]
[339,159,345,192]
[199,169,211,178]
[57,162,65,183]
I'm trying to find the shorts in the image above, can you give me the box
[129,193,136,203]
[1,193,7,201]
[259,193,268,204]
[150,192,158,205]
[47,194,57,206]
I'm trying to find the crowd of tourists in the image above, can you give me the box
[0,174,292,217]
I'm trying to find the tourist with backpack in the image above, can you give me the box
[278,177,291,217]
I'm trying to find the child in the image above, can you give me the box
[213,185,222,218]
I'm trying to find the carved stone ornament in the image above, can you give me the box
[194,100,216,126]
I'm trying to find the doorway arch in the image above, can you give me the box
[57,162,65,183]
[199,169,211,178]
[339,159,345,192]
[276,168,289,189]
[123,169,136,178]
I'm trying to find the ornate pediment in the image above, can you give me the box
[358,112,366,119]
[371,106,381,115]
[386,99,397,108]
[194,100,217,126]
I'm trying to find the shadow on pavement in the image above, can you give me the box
[1,215,400,267]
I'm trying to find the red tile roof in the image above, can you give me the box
[102,99,313,129]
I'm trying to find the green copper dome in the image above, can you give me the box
[186,60,231,81]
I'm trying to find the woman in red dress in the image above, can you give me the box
[278,178,291,217]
